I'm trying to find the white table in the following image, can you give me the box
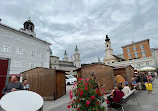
[0,91,43,111]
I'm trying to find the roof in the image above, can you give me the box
[121,39,149,48]
[113,55,125,61]
[0,22,51,45]
[74,63,114,71]
[50,55,59,59]
[151,48,158,51]
[9,74,21,77]
[113,65,134,69]
[20,67,66,74]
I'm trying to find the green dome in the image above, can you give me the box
[75,46,78,51]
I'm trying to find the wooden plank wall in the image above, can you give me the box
[113,69,127,80]
[22,68,55,100]
[55,71,66,99]
[77,64,114,93]
[126,66,134,82]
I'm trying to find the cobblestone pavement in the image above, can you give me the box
[1,80,158,111]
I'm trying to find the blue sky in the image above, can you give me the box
[0,0,158,63]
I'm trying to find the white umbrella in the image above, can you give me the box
[138,67,156,71]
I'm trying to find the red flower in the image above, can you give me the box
[67,105,71,108]
[97,101,99,105]
[86,78,89,81]
[99,93,101,96]
[76,93,79,95]
[85,83,88,86]
[74,82,77,86]
[79,78,82,81]
[91,85,93,88]
[96,90,99,94]
[70,94,73,99]
[90,96,93,100]
[85,87,88,90]
[86,100,90,105]
[105,99,110,104]
[70,90,72,94]
[74,99,76,102]
[78,99,80,102]
[80,90,84,95]
[77,108,80,110]
[92,96,96,99]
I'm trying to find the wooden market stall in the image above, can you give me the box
[113,65,134,82]
[74,63,115,93]
[21,67,66,100]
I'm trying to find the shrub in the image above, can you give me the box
[67,78,106,111]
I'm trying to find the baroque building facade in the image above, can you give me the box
[0,18,51,76]
[50,46,81,72]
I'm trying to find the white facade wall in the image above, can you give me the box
[0,24,50,74]
[109,57,156,69]
[151,48,158,68]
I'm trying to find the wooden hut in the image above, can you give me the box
[74,63,115,93]
[113,65,134,82]
[21,67,66,100]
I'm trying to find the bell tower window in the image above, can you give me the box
[107,44,108,47]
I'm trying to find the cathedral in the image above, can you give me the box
[63,46,81,68]
[50,46,81,72]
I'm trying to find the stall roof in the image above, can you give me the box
[74,63,114,71]
[113,65,134,70]
[20,67,67,74]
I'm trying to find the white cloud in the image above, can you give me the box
[0,0,158,63]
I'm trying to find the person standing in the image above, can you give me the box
[2,75,23,94]
[22,79,30,90]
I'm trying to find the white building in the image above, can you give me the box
[151,48,158,68]
[109,57,156,69]
[0,18,51,76]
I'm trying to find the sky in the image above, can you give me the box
[0,0,158,63]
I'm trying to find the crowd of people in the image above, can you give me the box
[107,71,157,109]
[1,75,30,95]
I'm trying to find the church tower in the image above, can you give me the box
[73,46,81,68]
[105,35,113,58]
[103,35,115,64]
[63,50,69,61]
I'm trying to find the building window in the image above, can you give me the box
[17,48,22,54]
[140,45,144,50]
[128,53,131,59]
[146,62,149,66]
[41,63,43,67]
[127,49,130,53]
[15,61,22,67]
[41,53,44,59]
[54,67,56,69]
[141,51,146,58]
[31,51,35,57]
[54,61,56,63]
[137,63,141,67]
[31,62,34,68]
[3,45,10,52]
[134,52,138,58]
[133,47,137,51]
